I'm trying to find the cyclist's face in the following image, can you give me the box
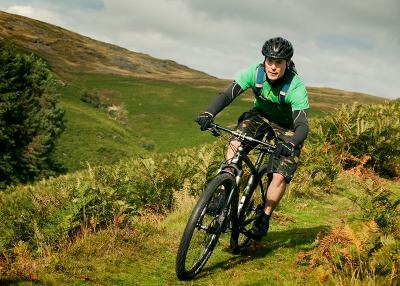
[264,58,287,82]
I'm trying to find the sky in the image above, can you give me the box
[1,0,399,99]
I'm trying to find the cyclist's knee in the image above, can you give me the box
[228,139,241,151]
[225,139,241,162]
[271,172,286,184]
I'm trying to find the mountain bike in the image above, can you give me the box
[175,122,277,280]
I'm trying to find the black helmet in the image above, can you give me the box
[262,37,294,59]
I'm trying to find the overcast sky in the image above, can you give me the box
[1,0,399,99]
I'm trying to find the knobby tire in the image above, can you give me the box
[176,173,236,280]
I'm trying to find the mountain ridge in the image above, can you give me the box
[0,10,221,84]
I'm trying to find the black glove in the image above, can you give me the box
[274,141,295,157]
[196,112,214,131]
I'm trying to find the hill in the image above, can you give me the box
[0,11,388,172]
[0,11,220,85]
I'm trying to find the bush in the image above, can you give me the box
[309,100,400,178]
[300,173,400,285]
[80,89,128,123]
[303,221,399,285]
[0,144,221,260]
[290,141,341,197]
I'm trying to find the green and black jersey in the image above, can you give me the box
[235,63,309,128]
[204,62,309,147]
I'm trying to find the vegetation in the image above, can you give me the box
[293,100,400,285]
[0,40,65,189]
[0,101,398,285]
[297,173,400,286]
[310,100,400,178]
[0,10,398,286]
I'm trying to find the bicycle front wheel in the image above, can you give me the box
[176,173,235,280]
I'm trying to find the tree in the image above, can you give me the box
[0,40,65,189]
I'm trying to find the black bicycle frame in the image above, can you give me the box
[210,123,276,232]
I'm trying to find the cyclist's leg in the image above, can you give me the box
[264,122,301,214]
[249,170,292,240]
[264,172,286,215]
[225,139,240,164]
[250,124,301,239]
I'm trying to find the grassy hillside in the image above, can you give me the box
[53,73,252,171]
[0,9,398,286]
[0,10,389,173]
[307,86,386,115]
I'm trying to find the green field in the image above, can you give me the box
[26,190,357,286]
[54,73,253,171]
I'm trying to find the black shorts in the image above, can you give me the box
[231,108,301,183]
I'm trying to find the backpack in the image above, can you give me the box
[253,61,296,105]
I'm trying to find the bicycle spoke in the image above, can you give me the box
[176,173,235,280]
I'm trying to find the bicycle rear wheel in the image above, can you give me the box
[176,173,235,280]
[230,164,269,253]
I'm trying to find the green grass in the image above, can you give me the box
[8,189,357,286]
[54,83,143,170]
[3,167,398,286]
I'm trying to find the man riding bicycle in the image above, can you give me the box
[196,37,309,241]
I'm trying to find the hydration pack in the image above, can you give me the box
[253,61,296,105]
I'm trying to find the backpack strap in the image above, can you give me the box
[278,78,291,104]
[278,60,296,104]
[253,63,265,98]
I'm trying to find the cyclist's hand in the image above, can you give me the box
[196,112,214,131]
[274,141,295,157]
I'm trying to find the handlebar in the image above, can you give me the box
[208,123,276,153]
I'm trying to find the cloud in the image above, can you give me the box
[5,4,65,26]
[0,0,399,98]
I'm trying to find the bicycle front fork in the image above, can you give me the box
[237,174,257,215]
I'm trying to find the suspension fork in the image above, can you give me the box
[215,177,239,230]
[254,150,269,205]
[214,148,245,229]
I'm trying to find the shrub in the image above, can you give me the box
[290,141,342,197]
[80,89,128,123]
[300,173,400,285]
[309,100,400,178]
[301,221,399,285]
[0,143,221,260]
